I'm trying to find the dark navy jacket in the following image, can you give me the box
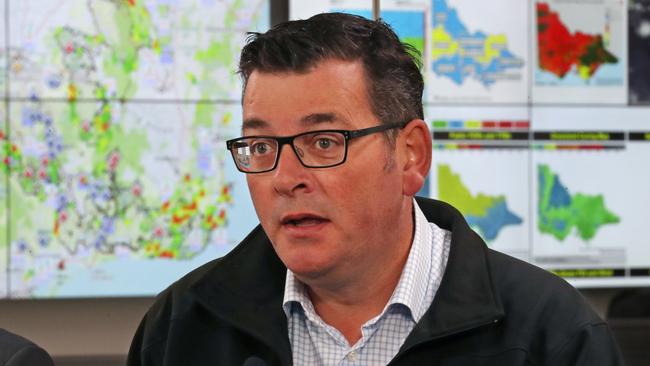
[128,197,623,365]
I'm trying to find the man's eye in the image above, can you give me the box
[252,142,271,154]
[311,135,341,150]
[316,138,333,149]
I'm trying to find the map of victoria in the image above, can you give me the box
[538,164,620,242]
[429,0,528,103]
[431,0,524,87]
[533,0,626,103]
[2,0,267,298]
[537,2,618,81]
[438,164,523,242]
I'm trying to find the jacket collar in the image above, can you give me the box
[189,197,504,362]
[398,197,505,353]
[190,226,292,365]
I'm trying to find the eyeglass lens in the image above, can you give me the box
[231,131,347,172]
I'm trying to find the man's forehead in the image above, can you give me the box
[241,59,370,134]
[241,112,352,133]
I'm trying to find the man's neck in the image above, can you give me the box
[306,250,410,345]
[302,205,416,345]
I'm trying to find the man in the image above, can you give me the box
[128,13,623,365]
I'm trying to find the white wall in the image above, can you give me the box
[0,297,154,359]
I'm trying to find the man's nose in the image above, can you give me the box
[272,144,310,195]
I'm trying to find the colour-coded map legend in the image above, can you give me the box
[432,119,530,149]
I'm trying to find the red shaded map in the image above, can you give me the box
[537,2,617,79]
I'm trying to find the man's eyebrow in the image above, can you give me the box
[242,118,269,131]
[300,113,350,127]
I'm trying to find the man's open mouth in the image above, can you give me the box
[281,214,328,227]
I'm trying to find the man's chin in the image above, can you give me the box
[286,258,328,274]
[269,236,339,277]
[282,256,334,281]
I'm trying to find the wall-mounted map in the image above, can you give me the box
[2,0,267,298]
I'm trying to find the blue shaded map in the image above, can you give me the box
[547,175,572,209]
[432,0,524,86]
[466,200,523,241]
[538,166,571,232]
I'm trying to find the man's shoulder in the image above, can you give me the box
[137,224,283,336]
[0,329,55,366]
[135,253,225,348]
[487,249,577,298]
[0,328,33,352]
[129,224,290,364]
[486,249,604,333]
[416,196,598,323]
[484,250,624,364]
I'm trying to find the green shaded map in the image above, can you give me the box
[438,164,522,241]
[538,164,620,241]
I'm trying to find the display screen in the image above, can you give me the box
[291,0,650,288]
[1,0,267,298]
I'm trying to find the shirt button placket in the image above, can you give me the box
[346,350,357,363]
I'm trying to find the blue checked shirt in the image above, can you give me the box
[282,200,452,365]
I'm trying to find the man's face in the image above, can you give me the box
[242,59,411,285]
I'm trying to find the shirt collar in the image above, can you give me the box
[282,199,434,322]
[283,269,311,318]
[385,199,433,321]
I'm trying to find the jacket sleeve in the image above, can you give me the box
[546,322,625,366]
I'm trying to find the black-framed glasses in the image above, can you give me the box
[226,122,405,173]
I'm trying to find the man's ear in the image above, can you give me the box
[399,119,432,196]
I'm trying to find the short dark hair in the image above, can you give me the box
[238,12,424,142]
